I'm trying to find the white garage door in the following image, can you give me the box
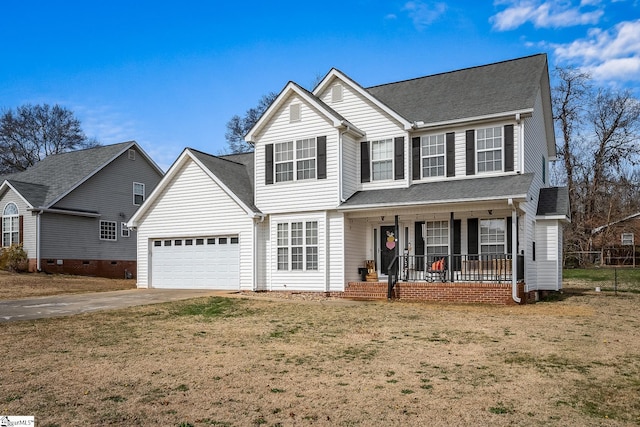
[151,236,240,289]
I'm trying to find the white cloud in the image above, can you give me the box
[402,1,447,30]
[491,0,604,30]
[74,104,138,144]
[553,19,640,81]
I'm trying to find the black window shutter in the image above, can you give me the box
[394,136,404,180]
[467,218,478,255]
[506,217,512,254]
[265,144,274,185]
[19,215,23,244]
[412,137,421,180]
[414,221,425,271]
[504,124,514,172]
[446,132,455,177]
[317,136,327,179]
[360,141,370,183]
[466,130,475,175]
[453,219,461,270]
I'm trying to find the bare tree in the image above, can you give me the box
[0,104,98,174]
[553,67,640,262]
[224,92,277,154]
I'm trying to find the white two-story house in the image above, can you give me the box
[129,53,569,304]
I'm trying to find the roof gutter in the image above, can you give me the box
[28,208,101,218]
[411,109,534,131]
[337,194,529,212]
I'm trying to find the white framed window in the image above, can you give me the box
[275,138,317,183]
[100,220,117,241]
[425,221,449,256]
[121,222,130,238]
[480,219,506,254]
[277,223,289,270]
[622,233,634,245]
[133,182,145,205]
[477,127,503,173]
[421,134,445,178]
[290,104,301,122]
[275,141,294,182]
[296,138,316,180]
[276,221,318,271]
[2,203,19,247]
[371,138,393,181]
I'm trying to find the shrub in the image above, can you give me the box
[0,244,28,272]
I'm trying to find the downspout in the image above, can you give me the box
[509,198,521,303]
[253,214,266,291]
[36,210,43,271]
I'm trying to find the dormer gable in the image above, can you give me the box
[245,81,363,143]
[313,68,414,131]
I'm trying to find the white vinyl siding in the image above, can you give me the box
[134,159,254,289]
[255,94,338,213]
[317,78,408,191]
[536,220,562,291]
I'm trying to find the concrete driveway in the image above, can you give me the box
[0,289,224,322]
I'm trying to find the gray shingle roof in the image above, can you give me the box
[340,174,534,209]
[188,149,260,214]
[0,141,137,208]
[537,187,570,218]
[366,54,548,124]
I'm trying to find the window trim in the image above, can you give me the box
[121,222,130,238]
[274,137,317,183]
[479,218,506,254]
[622,233,634,245]
[371,138,394,181]
[424,220,449,256]
[133,182,145,206]
[99,220,117,241]
[476,126,503,174]
[421,134,446,178]
[2,202,19,247]
[276,221,318,271]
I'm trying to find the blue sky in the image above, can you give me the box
[1,0,639,170]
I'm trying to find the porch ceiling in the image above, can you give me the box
[339,173,533,211]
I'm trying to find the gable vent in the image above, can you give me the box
[128,149,136,160]
[331,84,343,103]
[290,104,301,123]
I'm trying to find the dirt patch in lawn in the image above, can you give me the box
[2,283,639,426]
[0,271,135,300]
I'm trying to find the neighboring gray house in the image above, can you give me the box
[130,54,570,304]
[0,141,163,278]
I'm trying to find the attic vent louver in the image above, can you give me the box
[128,149,136,160]
[290,104,301,123]
[331,84,343,103]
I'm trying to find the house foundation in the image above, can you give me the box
[38,259,136,279]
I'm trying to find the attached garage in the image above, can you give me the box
[150,236,240,289]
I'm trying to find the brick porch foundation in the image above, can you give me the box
[343,281,527,305]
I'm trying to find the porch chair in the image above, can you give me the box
[427,257,447,283]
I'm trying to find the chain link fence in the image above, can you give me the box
[563,267,640,293]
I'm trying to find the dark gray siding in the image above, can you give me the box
[40,150,162,260]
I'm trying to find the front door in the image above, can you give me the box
[380,225,397,275]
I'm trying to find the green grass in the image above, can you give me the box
[563,267,640,292]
